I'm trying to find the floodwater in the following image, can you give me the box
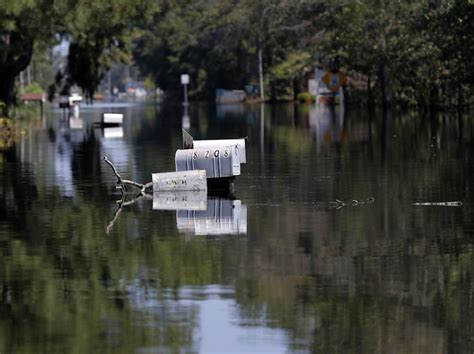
[0,101,473,353]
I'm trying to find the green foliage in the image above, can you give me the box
[143,75,155,91]
[321,0,474,108]
[0,101,6,116]
[1,0,472,108]
[296,92,315,103]
[23,82,43,94]
[134,1,255,98]
[133,0,472,108]
[65,0,159,100]
[0,0,159,104]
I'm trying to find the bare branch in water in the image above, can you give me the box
[103,155,152,194]
[106,193,152,234]
[329,197,375,210]
[103,155,154,234]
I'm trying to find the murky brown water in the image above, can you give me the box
[0,101,473,353]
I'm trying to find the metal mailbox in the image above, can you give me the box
[194,139,246,164]
[152,169,207,192]
[175,146,240,178]
[102,113,123,126]
[182,129,246,164]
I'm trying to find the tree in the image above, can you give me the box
[0,0,159,109]
[321,0,473,109]
[134,0,328,100]
[134,0,252,99]
[0,1,61,106]
[426,0,474,110]
[65,0,159,102]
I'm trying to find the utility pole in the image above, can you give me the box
[257,34,264,102]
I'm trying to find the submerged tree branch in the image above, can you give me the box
[106,193,152,234]
[103,155,152,194]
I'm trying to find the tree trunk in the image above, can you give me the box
[0,70,16,107]
[367,75,374,113]
[0,36,34,110]
[292,76,300,101]
[381,101,391,161]
[378,58,391,112]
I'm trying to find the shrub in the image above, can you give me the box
[24,82,44,94]
[297,92,315,103]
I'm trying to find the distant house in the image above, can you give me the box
[215,89,246,103]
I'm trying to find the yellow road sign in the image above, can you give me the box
[322,71,347,93]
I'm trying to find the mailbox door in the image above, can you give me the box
[175,147,239,178]
[194,139,246,164]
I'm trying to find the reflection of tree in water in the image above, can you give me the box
[0,157,38,231]
[0,191,204,353]
[0,104,472,353]
[0,125,195,352]
[71,126,110,200]
[231,200,474,352]
[229,111,474,353]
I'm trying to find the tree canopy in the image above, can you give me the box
[1,0,472,109]
[0,0,158,106]
[134,0,473,108]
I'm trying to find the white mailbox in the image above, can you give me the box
[152,169,207,192]
[102,113,123,126]
[194,139,246,164]
[182,129,246,164]
[59,94,83,108]
[175,147,240,178]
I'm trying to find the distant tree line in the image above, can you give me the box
[135,0,473,111]
[0,0,472,112]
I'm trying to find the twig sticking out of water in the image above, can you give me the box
[106,193,152,234]
[413,201,463,207]
[329,197,375,210]
[103,155,152,195]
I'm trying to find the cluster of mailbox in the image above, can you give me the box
[151,129,248,236]
[175,129,246,189]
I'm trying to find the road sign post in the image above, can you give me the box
[181,74,189,106]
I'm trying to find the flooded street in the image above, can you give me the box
[0,102,473,353]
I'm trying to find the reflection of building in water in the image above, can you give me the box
[216,103,246,120]
[309,103,346,150]
[100,126,131,178]
[153,192,247,236]
[52,115,88,197]
[215,103,259,123]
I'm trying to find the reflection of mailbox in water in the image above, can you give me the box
[152,190,207,211]
[175,147,240,179]
[176,198,247,236]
